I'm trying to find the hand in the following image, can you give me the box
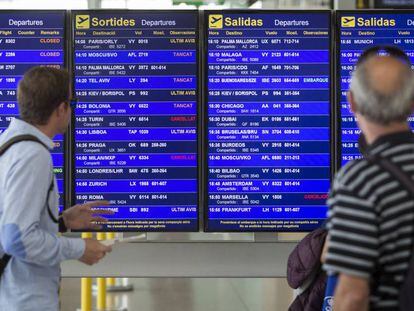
[63,200,114,230]
[79,239,112,265]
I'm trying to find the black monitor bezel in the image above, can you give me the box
[70,9,200,232]
[335,10,414,170]
[374,0,414,8]
[202,9,334,232]
[0,9,68,230]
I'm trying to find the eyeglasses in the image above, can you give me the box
[356,45,412,67]
[66,98,78,109]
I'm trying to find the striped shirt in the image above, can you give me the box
[324,130,414,310]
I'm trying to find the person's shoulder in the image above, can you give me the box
[6,140,51,167]
[336,158,371,181]
[334,158,376,192]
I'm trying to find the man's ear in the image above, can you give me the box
[56,101,68,117]
[348,91,357,114]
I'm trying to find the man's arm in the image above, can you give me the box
[334,274,370,311]
[0,148,84,265]
[321,239,328,263]
[323,178,378,310]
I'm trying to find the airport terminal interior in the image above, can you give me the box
[0,0,413,310]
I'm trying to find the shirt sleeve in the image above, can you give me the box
[323,180,379,279]
[0,146,85,265]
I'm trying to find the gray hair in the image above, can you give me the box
[349,60,414,125]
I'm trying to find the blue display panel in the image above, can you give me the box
[338,12,414,166]
[73,11,198,231]
[0,11,66,212]
[205,12,331,231]
[375,0,414,7]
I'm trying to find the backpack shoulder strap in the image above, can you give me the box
[46,180,57,224]
[367,154,414,196]
[0,134,48,156]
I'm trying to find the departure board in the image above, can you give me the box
[205,12,331,231]
[338,12,414,166]
[73,11,198,231]
[0,11,66,212]
[375,0,414,7]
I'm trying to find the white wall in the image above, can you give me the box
[335,0,356,9]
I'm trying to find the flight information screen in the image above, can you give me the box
[374,0,414,7]
[0,11,66,211]
[73,11,198,231]
[338,12,414,166]
[205,12,331,231]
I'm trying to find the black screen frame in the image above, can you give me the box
[203,9,334,232]
[0,10,68,230]
[374,0,414,8]
[335,10,414,170]
[70,9,200,232]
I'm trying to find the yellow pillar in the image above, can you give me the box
[81,278,93,311]
[97,278,107,310]
[356,0,366,9]
[81,232,93,311]
[106,232,116,288]
[106,232,115,240]
[106,277,116,287]
[96,233,106,310]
